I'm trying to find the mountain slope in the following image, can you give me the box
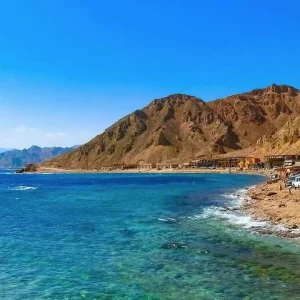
[42,84,300,170]
[257,116,300,155]
[0,146,77,168]
[208,84,300,148]
[43,94,241,169]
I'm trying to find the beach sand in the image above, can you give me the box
[37,166,271,175]
[244,179,300,232]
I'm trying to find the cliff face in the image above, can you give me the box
[208,84,300,148]
[257,116,300,155]
[42,84,300,169]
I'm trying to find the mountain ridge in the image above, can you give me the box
[42,84,300,170]
[0,145,77,168]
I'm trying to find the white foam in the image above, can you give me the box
[191,204,300,236]
[9,186,38,191]
[189,184,300,235]
[158,217,176,222]
[222,193,239,200]
[221,187,250,206]
[25,172,54,175]
[193,206,268,229]
[39,172,54,175]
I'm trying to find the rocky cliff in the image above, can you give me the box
[42,84,300,170]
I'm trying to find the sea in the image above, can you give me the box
[0,170,300,299]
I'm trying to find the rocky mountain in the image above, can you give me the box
[0,145,77,168]
[42,84,300,170]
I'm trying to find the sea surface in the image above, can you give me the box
[0,171,300,299]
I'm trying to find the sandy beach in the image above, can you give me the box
[36,166,272,176]
[243,179,300,235]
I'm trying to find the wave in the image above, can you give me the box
[190,185,300,237]
[191,206,267,229]
[158,217,176,223]
[222,193,240,200]
[193,206,300,236]
[221,185,257,203]
[7,172,54,175]
[8,186,38,191]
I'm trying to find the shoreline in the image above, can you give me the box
[35,166,272,176]
[242,179,300,238]
[17,166,300,238]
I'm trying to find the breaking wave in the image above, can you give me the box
[190,185,300,236]
[8,186,38,191]
[158,217,176,223]
[191,206,267,229]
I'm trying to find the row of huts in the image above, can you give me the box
[104,156,262,171]
[101,155,300,171]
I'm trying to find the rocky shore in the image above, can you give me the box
[243,179,300,238]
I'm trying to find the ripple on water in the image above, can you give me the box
[8,185,38,191]
[0,172,299,299]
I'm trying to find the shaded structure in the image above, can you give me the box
[156,163,179,169]
[138,163,156,170]
[191,156,260,169]
[277,164,300,178]
[265,155,300,169]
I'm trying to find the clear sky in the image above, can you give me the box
[0,0,299,149]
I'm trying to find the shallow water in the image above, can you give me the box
[0,171,299,299]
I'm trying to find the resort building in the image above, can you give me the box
[190,156,260,169]
[156,163,179,169]
[180,162,193,168]
[121,164,138,170]
[238,157,261,169]
[216,158,240,168]
[265,155,300,169]
[192,159,217,168]
[138,163,156,169]
[277,163,300,177]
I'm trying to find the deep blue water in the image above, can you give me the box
[0,171,300,299]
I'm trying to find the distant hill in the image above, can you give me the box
[0,146,77,168]
[42,84,300,170]
[0,148,14,154]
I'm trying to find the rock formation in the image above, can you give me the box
[16,163,38,173]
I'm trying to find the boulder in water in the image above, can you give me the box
[16,164,38,173]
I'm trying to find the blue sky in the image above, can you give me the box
[0,0,299,148]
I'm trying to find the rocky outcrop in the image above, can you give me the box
[16,163,38,173]
[41,84,300,170]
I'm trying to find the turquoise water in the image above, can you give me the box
[0,171,300,299]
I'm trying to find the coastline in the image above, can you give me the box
[35,166,272,176]
[20,166,300,238]
[242,179,300,238]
